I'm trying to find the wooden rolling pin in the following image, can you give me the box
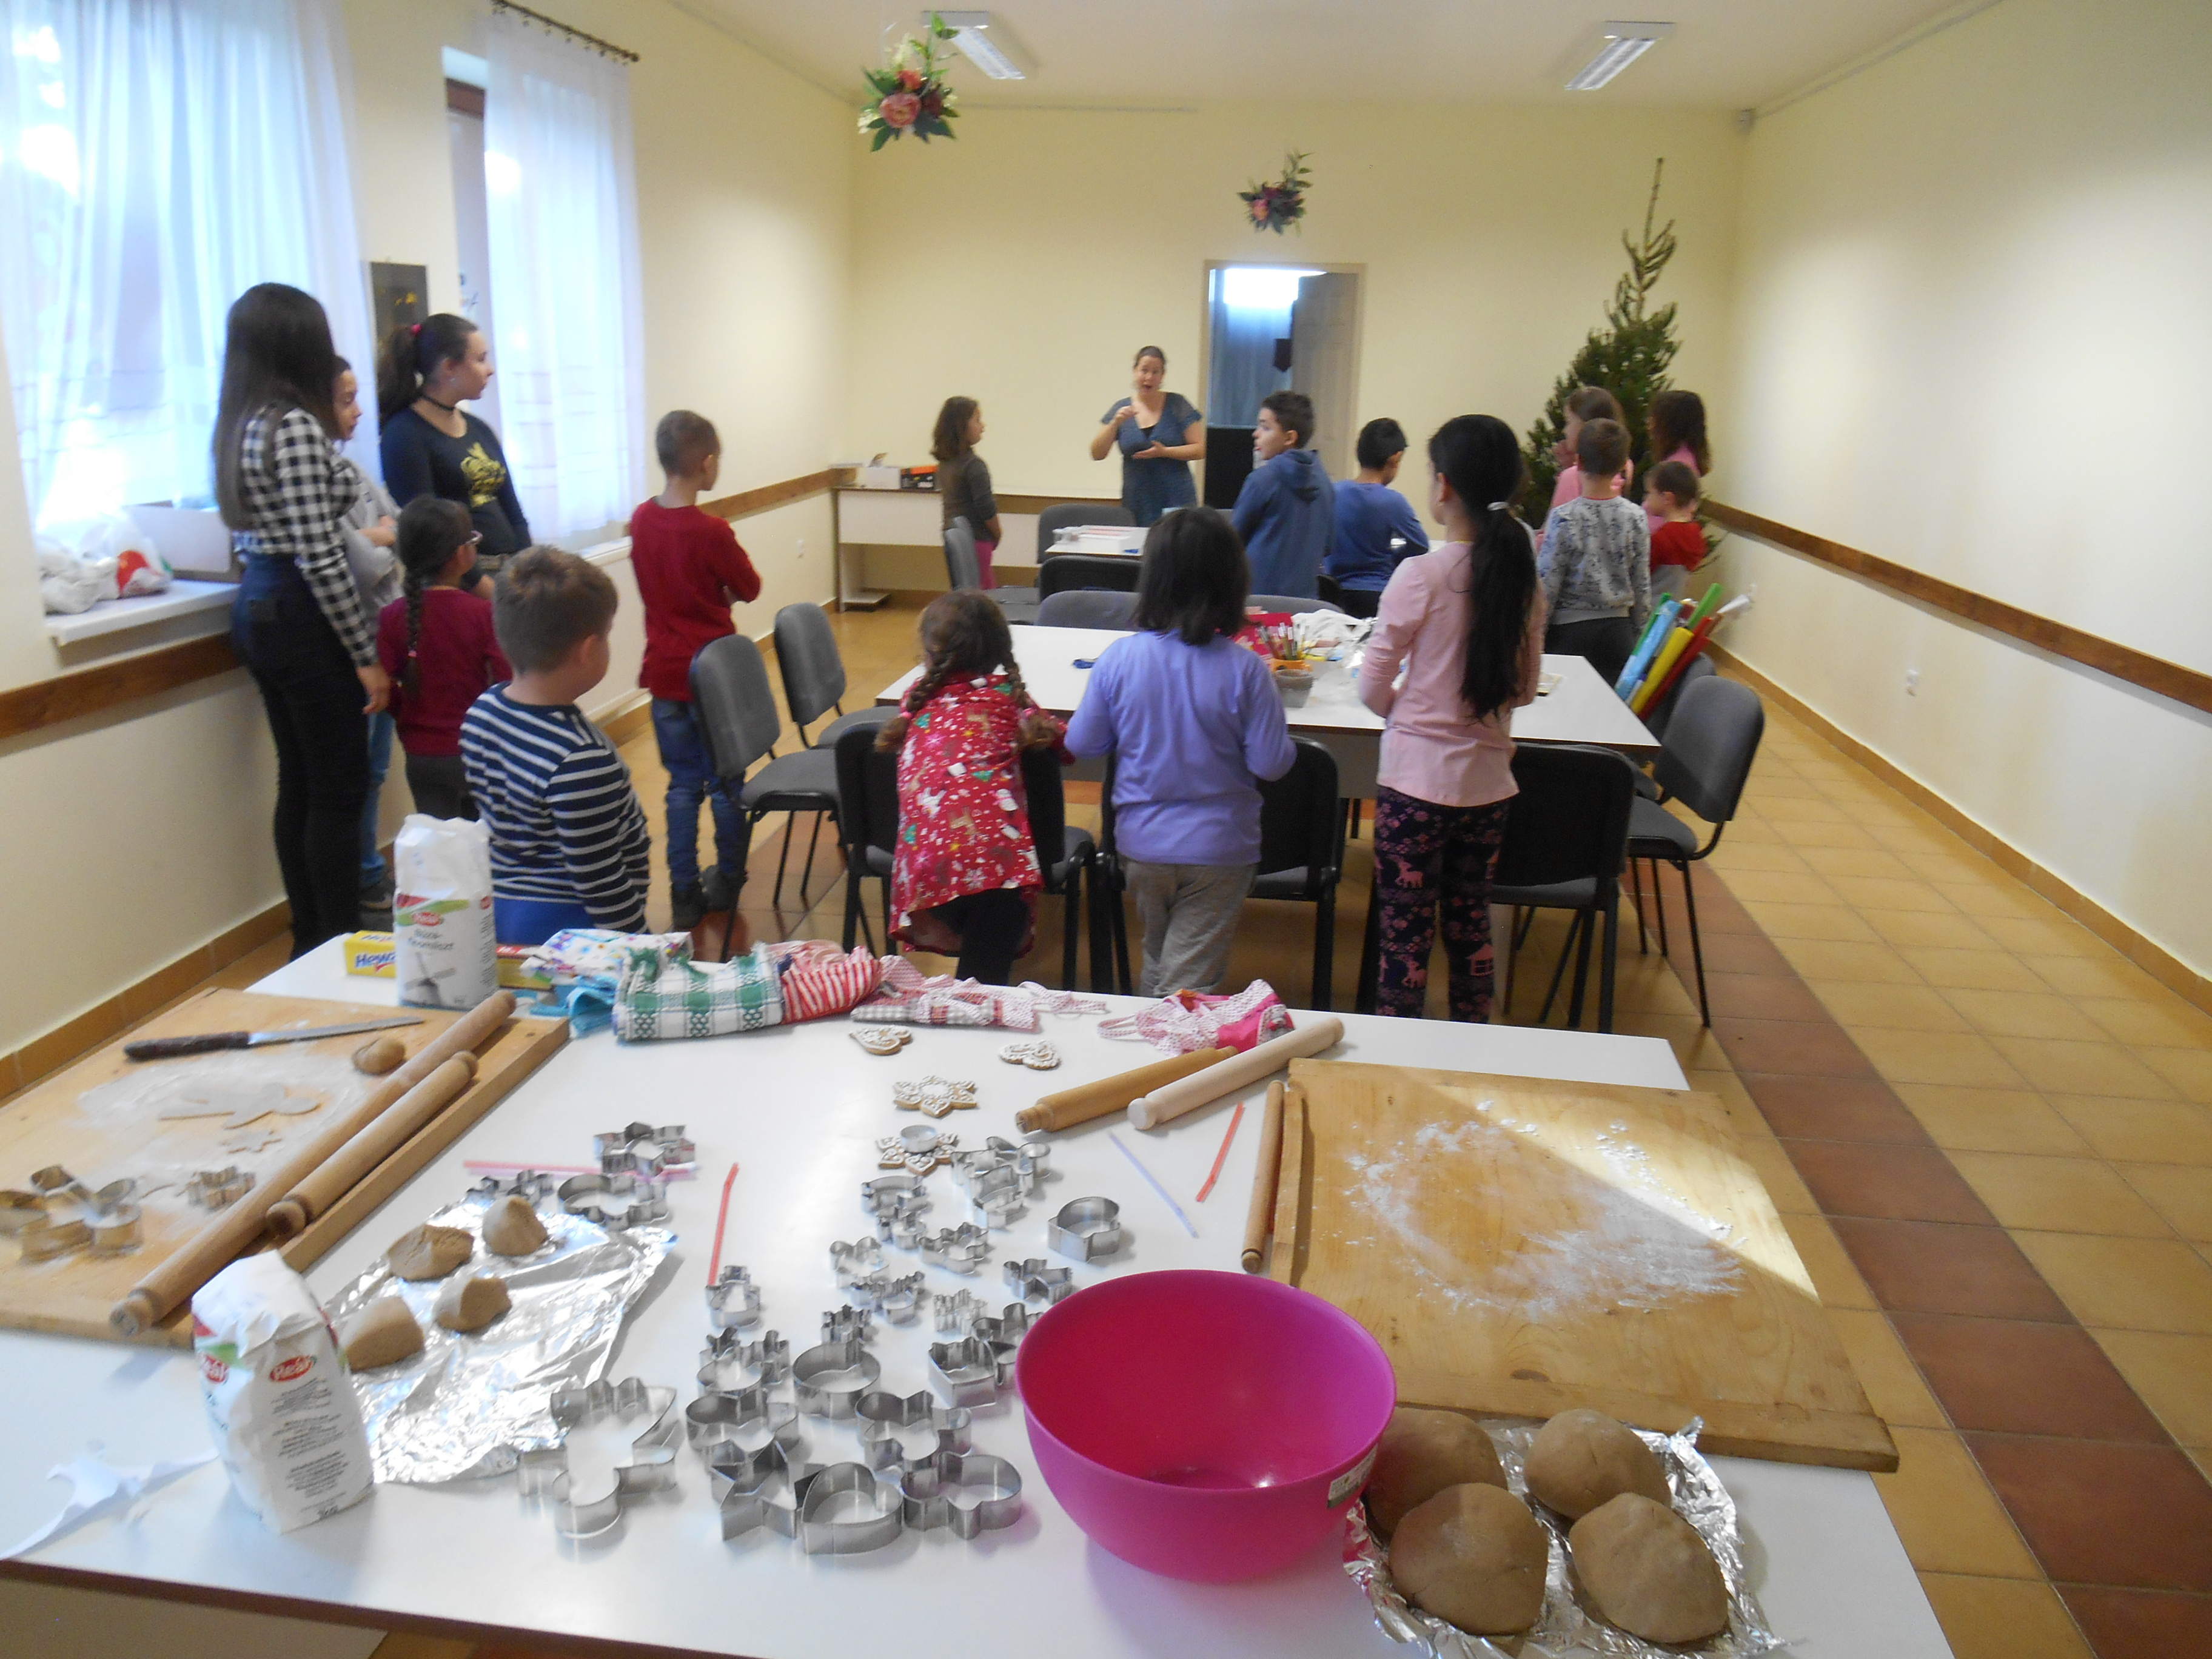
[1240,1081,1287,1273]
[1127,1017,1344,1130]
[110,990,515,1336]
[1014,1047,1233,1133]
[263,1053,477,1238]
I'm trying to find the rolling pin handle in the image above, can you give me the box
[111,1290,156,1336]
[264,1199,310,1239]
[124,1031,249,1061]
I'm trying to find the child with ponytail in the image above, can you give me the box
[375,498,509,821]
[1357,414,1547,1022]
[878,591,1067,985]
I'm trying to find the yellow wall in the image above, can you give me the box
[845,102,1744,507]
[1717,0,2212,978]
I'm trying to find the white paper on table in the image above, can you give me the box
[2,1450,217,1559]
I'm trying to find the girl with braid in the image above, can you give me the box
[877,591,1067,984]
[375,498,509,821]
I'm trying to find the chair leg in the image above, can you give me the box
[1680,858,1711,1027]
[1086,862,1113,992]
[1565,905,1598,1030]
[1629,856,1648,954]
[796,811,826,906]
[1355,883,1381,1015]
[1062,873,1081,991]
[842,862,862,951]
[1313,888,1335,1013]
[1597,883,1619,1035]
[1652,859,1672,958]
[1537,911,1583,1026]
[1110,865,1133,994]
[770,814,794,909]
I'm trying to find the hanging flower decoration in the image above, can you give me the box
[859,15,960,150]
[1239,151,1313,235]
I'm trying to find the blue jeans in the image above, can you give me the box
[495,896,597,948]
[651,697,746,892]
[361,711,395,884]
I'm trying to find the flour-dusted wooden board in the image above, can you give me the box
[0,989,565,1346]
[1276,1058,1896,1472]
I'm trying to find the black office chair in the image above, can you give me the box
[1036,589,1138,631]
[773,602,893,751]
[945,516,1039,625]
[1251,739,1345,1010]
[1037,553,1141,601]
[691,634,842,917]
[1624,677,1765,1026]
[1037,501,1132,560]
[1489,743,1638,1033]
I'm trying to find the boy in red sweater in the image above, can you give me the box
[1645,458,1709,605]
[631,411,762,928]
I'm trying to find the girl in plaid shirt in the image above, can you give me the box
[216,283,389,956]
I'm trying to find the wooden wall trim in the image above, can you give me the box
[0,632,243,742]
[701,467,851,523]
[1707,500,2212,717]
[996,492,1122,515]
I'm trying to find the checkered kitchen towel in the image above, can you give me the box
[614,939,784,1041]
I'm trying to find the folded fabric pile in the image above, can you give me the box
[605,936,891,1042]
[851,959,1106,1030]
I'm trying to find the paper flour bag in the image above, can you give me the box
[193,1255,372,1533]
[394,813,498,1010]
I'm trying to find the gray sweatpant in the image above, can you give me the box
[1124,860,1255,997]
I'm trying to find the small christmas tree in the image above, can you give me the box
[1520,160,1680,521]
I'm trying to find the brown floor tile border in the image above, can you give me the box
[2057,1586,2212,1657]
[1708,645,2212,1017]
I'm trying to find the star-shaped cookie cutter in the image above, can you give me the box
[557,1170,668,1229]
[515,1378,680,1539]
[697,1327,789,1391]
[849,1027,912,1056]
[706,1265,763,1330]
[799,1462,905,1555]
[900,1449,1024,1538]
[893,1075,978,1119]
[791,1338,882,1419]
[1048,1196,1124,1261]
[684,1381,800,1451]
[856,1388,973,1474]
[594,1122,694,1177]
[876,1122,959,1176]
[997,1039,1061,1070]
[1004,1258,1076,1304]
[928,1336,1017,1409]
[706,1437,823,1543]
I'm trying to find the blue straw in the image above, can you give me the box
[1108,1132,1199,1238]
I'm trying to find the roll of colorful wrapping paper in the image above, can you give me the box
[1685,582,1726,629]
[1614,598,1682,699]
[1639,616,1718,713]
[1632,626,1697,714]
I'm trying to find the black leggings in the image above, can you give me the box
[936,889,1030,986]
[1545,615,1640,691]
[404,752,477,822]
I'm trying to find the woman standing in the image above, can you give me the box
[933,397,1001,588]
[377,313,530,588]
[1090,346,1205,525]
[217,283,389,956]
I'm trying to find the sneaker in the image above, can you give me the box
[360,870,395,911]
[671,882,708,931]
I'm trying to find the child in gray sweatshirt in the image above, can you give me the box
[1537,417,1650,689]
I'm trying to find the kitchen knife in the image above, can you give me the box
[124,1014,424,1062]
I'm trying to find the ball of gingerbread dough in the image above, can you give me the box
[434,1273,511,1333]
[387,1223,472,1281]
[1366,1407,1507,1535]
[1390,1483,1550,1637]
[481,1195,548,1256]
[342,1295,424,1368]
[1569,1492,1729,1644]
[1524,1409,1670,1520]
[352,1033,406,1075]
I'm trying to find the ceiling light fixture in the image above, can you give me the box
[1566,21,1674,92]
[933,11,1025,80]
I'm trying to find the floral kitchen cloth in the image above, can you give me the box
[615,939,783,1041]
[850,959,1106,1029]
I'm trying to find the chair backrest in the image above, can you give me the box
[1652,676,1764,826]
[834,722,900,861]
[1020,746,1068,876]
[1641,653,1715,744]
[689,634,785,782]
[943,517,982,591]
[1248,593,1346,615]
[1037,501,1132,559]
[1492,743,1637,890]
[1255,739,1341,886]
[1036,589,1138,631]
[1037,553,1141,600]
[772,602,846,730]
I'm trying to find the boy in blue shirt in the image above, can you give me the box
[1324,417,1430,617]
[1230,391,1334,600]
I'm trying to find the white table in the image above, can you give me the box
[0,947,1948,1658]
[878,629,1656,797]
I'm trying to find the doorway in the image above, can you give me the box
[1201,263,1362,506]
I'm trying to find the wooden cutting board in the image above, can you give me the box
[1271,1057,1895,1472]
[0,988,565,1346]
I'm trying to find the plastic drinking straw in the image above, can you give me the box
[1195,1102,1247,1203]
[707,1161,740,1287]
[1108,1132,1199,1238]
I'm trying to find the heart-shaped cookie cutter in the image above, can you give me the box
[706,1265,763,1330]
[798,1462,904,1555]
[791,1338,882,1419]
[685,1382,800,1451]
[697,1327,789,1391]
[1004,1258,1076,1304]
[1048,1196,1123,1261]
[856,1388,973,1473]
[928,1335,1016,1408]
[516,1378,680,1539]
[900,1449,1024,1538]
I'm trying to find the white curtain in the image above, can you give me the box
[484,12,644,542]
[1207,271,1295,430]
[0,0,371,528]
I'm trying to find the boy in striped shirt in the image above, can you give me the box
[461,547,652,944]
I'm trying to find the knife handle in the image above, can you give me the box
[124,1031,251,1061]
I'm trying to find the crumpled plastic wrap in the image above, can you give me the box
[324,1190,675,1484]
[1344,1418,1786,1659]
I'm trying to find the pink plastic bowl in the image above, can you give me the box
[1016,1269,1396,1582]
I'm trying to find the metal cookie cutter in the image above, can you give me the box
[186,1167,255,1211]
[706,1265,763,1330]
[901,1450,1024,1539]
[857,1389,973,1473]
[820,1307,873,1345]
[697,1327,790,1391]
[18,1210,92,1262]
[876,1208,928,1252]
[997,1039,1061,1070]
[515,1378,680,1540]
[860,1174,931,1223]
[970,1302,1032,1346]
[830,1238,886,1287]
[470,1170,557,1204]
[791,1338,882,1419]
[685,1382,800,1452]
[558,1170,669,1229]
[966,1163,1027,1228]
[0,1191,43,1236]
[920,1222,992,1273]
[845,1270,925,1323]
[954,1135,1052,1196]
[1004,1258,1075,1304]
[933,1289,982,1332]
[709,1438,823,1543]
[88,1202,142,1256]
[594,1122,694,1177]
[850,1027,911,1056]
[893,1076,978,1119]
[876,1123,959,1177]
[928,1336,1016,1408]
[1048,1196,1124,1262]
[799,1462,905,1555]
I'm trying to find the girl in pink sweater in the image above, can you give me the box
[1357,415,1547,1021]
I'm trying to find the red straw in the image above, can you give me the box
[1194,1101,1246,1203]
[707,1161,740,1286]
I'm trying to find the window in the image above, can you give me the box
[0,0,369,530]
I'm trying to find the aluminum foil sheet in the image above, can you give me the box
[1344,1418,1786,1659]
[325,1191,675,1484]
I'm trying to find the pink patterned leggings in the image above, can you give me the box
[1370,786,1513,1022]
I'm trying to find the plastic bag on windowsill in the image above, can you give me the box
[36,513,174,613]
